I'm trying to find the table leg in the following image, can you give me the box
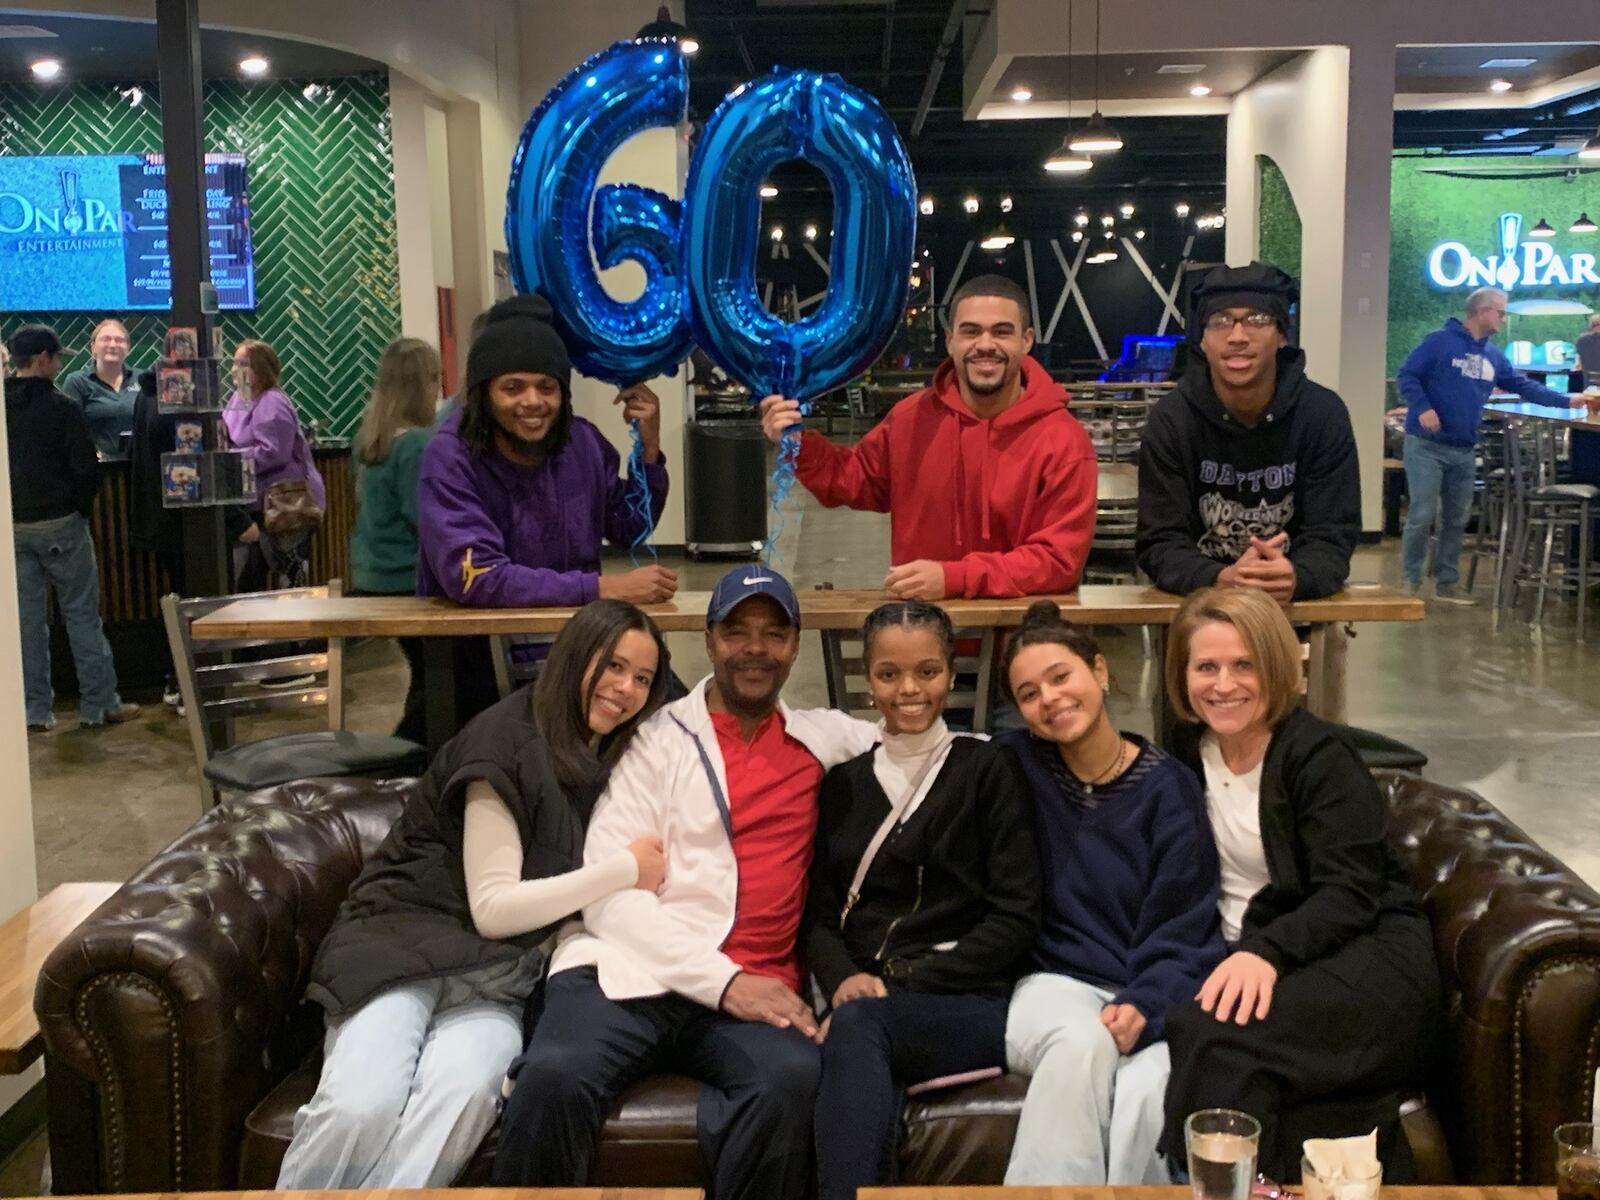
[973,629,997,733]
[1303,623,1348,723]
[422,638,457,754]
[1149,625,1175,748]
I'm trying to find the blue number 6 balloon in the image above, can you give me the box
[682,70,918,402]
[505,39,693,387]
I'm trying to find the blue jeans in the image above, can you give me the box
[1400,435,1477,589]
[277,979,522,1188]
[14,514,123,724]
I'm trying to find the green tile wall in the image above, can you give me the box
[1258,155,1302,281]
[0,73,399,438]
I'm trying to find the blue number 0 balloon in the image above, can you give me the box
[681,70,918,401]
[505,39,692,386]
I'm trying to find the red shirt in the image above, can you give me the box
[710,709,824,993]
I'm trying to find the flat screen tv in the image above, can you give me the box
[0,152,255,312]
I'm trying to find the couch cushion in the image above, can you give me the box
[204,731,428,792]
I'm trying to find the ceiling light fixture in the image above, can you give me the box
[121,85,144,106]
[1528,218,1556,238]
[1001,196,1014,213]
[1119,201,1135,218]
[804,224,818,241]
[1488,78,1513,93]
[30,58,62,81]
[1135,228,1146,239]
[770,225,784,242]
[1100,214,1115,227]
[964,195,980,214]
[1074,212,1090,227]
[637,5,699,55]
[1044,1,1095,175]
[1010,86,1033,103]
[1087,249,1119,264]
[1071,230,1084,242]
[919,196,934,216]
[759,182,779,199]
[239,54,269,77]
[1572,213,1598,233]
[1175,200,1191,218]
[981,223,1016,251]
[1189,84,1212,97]
[1066,0,1123,154]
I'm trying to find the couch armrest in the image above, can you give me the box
[35,777,409,1193]
[1379,770,1600,1184]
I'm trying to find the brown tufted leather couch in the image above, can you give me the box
[36,771,1600,1193]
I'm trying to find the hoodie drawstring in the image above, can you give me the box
[952,416,966,550]
[979,424,993,542]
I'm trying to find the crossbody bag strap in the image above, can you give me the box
[840,734,953,930]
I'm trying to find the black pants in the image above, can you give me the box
[1158,912,1442,1182]
[346,588,428,744]
[814,990,1008,1200]
[494,966,821,1200]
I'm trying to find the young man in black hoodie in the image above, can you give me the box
[1136,263,1360,603]
[6,325,139,732]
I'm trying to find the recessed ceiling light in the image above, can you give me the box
[1001,196,1014,213]
[1073,212,1090,227]
[1100,214,1115,227]
[759,182,779,199]
[1480,57,1537,69]
[770,225,784,242]
[30,58,62,81]
[919,196,934,216]
[1189,84,1212,97]
[1135,228,1146,239]
[1119,201,1135,218]
[804,224,818,241]
[1071,230,1084,242]
[1175,201,1191,218]
[963,195,980,213]
[1489,79,1513,93]
[1156,64,1207,75]
[1010,86,1033,103]
[239,54,269,77]
[679,35,700,55]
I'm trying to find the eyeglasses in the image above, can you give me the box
[1204,311,1278,333]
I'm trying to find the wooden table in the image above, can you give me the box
[192,586,1421,749]
[42,1191,703,1200]
[861,1190,1550,1200]
[0,882,119,1074]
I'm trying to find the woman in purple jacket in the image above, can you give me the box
[417,293,678,725]
[224,339,326,590]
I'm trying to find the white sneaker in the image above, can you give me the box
[1433,586,1477,607]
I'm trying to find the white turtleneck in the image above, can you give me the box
[873,717,961,822]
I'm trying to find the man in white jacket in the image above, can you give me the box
[493,566,878,1200]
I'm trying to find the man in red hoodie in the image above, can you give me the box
[759,275,1097,599]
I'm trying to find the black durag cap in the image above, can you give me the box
[1190,261,1299,340]
[465,293,572,394]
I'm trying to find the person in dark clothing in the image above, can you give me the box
[995,601,1223,1184]
[61,318,140,456]
[276,600,671,1190]
[1155,586,1442,1183]
[1136,262,1360,602]
[804,601,1040,1200]
[6,324,139,732]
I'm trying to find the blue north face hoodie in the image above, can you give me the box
[1397,317,1573,447]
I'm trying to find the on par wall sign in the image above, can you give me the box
[1427,213,1600,290]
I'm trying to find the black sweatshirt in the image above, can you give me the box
[5,376,100,524]
[1136,348,1360,600]
[1170,708,1425,974]
[803,737,1041,999]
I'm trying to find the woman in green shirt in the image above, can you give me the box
[352,337,443,743]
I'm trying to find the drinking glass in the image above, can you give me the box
[1185,1108,1262,1200]
[1556,1124,1600,1200]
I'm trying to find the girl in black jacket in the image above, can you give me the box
[805,601,1041,1200]
[277,600,671,1190]
[1156,587,1442,1182]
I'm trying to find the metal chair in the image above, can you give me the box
[488,633,554,698]
[1501,419,1600,639]
[1463,421,1511,596]
[163,580,428,808]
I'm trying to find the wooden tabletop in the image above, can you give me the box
[0,881,120,1073]
[43,1191,702,1200]
[860,1190,1551,1200]
[1486,400,1600,428]
[190,585,1422,641]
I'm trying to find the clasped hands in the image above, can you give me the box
[1216,532,1295,603]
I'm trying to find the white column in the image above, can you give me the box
[1226,45,1391,534]
[388,68,440,345]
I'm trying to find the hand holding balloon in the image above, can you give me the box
[616,384,662,461]
[758,395,805,446]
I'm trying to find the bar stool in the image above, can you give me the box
[1503,420,1600,639]
[1464,421,1510,596]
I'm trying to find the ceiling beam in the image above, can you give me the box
[911,0,969,138]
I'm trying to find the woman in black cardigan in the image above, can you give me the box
[1156,587,1442,1182]
[804,601,1041,1200]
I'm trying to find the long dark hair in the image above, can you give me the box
[1000,600,1105,700]
[862,600,956,667]
[532,599,670,787]
[458,378,573,459]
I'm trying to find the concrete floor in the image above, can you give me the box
[20,487,1600,894]
[6,487,1600,1193]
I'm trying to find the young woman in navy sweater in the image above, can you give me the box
[996,600,1224,1185]
[804,601,1041,1200]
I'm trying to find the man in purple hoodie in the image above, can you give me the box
[417,294,677,722]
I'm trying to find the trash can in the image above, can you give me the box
[684,414,768,557]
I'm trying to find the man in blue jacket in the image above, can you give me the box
[1396,287,1595,604]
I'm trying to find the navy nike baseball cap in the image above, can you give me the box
[706,565,801,628]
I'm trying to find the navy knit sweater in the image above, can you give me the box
[997,729,1226,1049]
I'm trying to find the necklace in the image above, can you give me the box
[1074,738,1127,794]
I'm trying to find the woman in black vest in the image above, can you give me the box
[804,601,1041,1200]
[277,599,671,1190]
[1155,587,1441,1182]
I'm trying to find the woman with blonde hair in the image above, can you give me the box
[352,337,442,742]
[1156,586,1441,1183]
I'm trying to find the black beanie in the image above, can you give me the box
[1190,262,1299,340]
[465,293,572,394]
